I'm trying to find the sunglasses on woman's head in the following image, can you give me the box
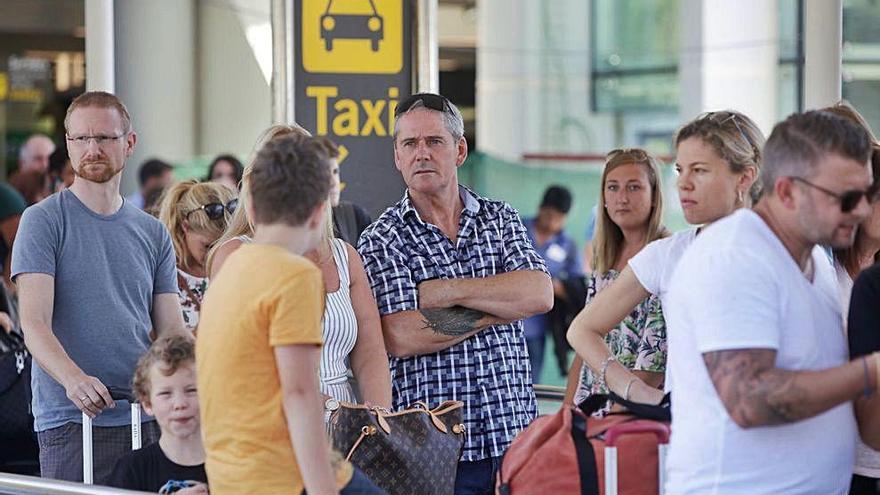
[185,198,238,220]
[700,111,759,158]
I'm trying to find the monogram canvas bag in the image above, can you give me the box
[330,400,466,495]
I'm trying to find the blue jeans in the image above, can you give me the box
[525,335,545,383]
[454,457,501,495]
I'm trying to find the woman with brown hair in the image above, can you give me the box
[823,101,880,495]
[563,149,669,406]
[158,180,236,332]
[566,110,764,405]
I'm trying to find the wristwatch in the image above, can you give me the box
[324,397,340,424]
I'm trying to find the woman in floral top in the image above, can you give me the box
[159,180,237,333]
[564,148,669,407]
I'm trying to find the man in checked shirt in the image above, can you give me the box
[357,93,553,495]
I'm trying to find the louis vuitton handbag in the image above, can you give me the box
[329,400,466,495]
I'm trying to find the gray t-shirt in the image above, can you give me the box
[11,189,177,431]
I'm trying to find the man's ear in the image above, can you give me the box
[775,177,799,210]
[455,136,469,167]
[125,131,138,157]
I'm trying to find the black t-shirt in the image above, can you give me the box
[106,441,208,492]
[848,264,880,359]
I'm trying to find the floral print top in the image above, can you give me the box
[574,269,667,405]
[177,268,207,332]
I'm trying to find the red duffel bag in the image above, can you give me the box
[496,393,671,495]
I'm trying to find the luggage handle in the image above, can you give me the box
[82,387,141,485]
[604,421,670,495]
[604,421,670,447]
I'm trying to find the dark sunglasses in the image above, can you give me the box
[185,198,238,220]
[789,176,871,213]
[394,93,453,117]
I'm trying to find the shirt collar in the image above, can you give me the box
[399,184,481,221]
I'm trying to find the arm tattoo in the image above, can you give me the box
[703,349,810,427]
[420,306,487,336]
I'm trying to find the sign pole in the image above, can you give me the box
[271,0,295,124]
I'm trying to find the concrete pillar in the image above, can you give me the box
[84,0,114,92]
[114,0,197,195]
[198,0,272,161]
[804,0,842,109]
[679,0,778,135]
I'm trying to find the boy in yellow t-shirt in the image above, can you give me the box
[196,135,384,495]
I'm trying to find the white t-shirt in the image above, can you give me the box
[664,209,856,495]
[629,228,697,391]
[629,228,698,303]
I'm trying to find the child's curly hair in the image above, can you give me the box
[133,335,195,403]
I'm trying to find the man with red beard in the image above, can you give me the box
[11,91,188,484]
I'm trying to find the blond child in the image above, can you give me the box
[108,335,208,494]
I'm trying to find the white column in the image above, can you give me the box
[114,0,197,195]
[417,0,439,93]
[84,0,114,92]
[679,0,778,135]
[804,0,842,109]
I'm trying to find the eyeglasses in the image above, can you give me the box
[66,133,128,146]
[185,198,238,220]
[789,176,870,213]
[394,93,453,117]
[700,111,759,159]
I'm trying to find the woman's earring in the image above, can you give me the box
[736,189,744,204]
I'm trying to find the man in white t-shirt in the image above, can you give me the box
[664,110,877,494]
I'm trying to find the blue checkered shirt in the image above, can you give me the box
[357,186,547,461]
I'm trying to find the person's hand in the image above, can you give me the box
[176,482,209,494]
[64,373,115,418]
[0,311,13,334]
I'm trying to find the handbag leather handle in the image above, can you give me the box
[372,402,450,434]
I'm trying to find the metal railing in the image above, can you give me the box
[0,473,151,495]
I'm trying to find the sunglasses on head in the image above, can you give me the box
[185,198,238,220]
[606,148,650,161]
[789,176,871,213]
[700,111,759,159]
[394,93,453,117]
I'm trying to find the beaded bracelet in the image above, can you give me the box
[598,356,615,393]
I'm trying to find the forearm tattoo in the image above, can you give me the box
[703,349,810,426]
[420,306,487,336]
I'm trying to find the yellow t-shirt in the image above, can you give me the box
[196,244,353,494]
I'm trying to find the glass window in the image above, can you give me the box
[843,0,880,133]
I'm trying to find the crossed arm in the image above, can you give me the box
[381,270,553,358]
[703,347,874,428]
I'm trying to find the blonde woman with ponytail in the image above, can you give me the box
[566,110,764,406]
[206,124,391,410]
[207,123,311,277]
[158,180,237,332]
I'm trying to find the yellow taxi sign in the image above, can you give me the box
[302,0,403,74]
